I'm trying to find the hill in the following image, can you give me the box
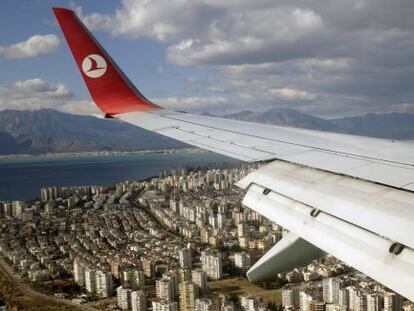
[223,108,414,140]
[0,109,186,155]
[0,108,412,155]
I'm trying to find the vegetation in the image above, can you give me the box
[0,260,82,311]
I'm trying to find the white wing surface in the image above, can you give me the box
[120,110,414,190]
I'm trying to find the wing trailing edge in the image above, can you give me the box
[238,161,414,301]
[247,232,324,283]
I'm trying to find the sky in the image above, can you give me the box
[1,0,414,118]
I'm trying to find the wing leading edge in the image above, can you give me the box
[54,8,414,300]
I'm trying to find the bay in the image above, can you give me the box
[0,152,239,201]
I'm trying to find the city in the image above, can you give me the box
[1,164,411,310]
[1,1,414,310]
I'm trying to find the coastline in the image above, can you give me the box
[0,150,237,201]
[0,148,208,161]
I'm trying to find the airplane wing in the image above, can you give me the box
[53,8,414,300]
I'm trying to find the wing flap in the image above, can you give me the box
[237,160,414,250]
[247,232,324,282]
[241,181,414,300]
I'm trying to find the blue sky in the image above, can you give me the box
[0,1,212,115]
[1,0,414,118]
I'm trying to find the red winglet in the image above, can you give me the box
[53,8,160,116]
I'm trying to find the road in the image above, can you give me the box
[0,256,96,311]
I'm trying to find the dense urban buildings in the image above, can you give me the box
[0,164,412,310]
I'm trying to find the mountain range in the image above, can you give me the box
[0,108,412,155]
[222,108,414,140]
[0,109,186,155]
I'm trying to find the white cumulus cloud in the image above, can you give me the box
[72,1,414,117]
[153,96,228,111]
[0,34,60,59]
[0,78,100,115]
[269,88,317,101]
[292,8,322,29]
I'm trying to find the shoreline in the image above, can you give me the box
[0,151,237,201]
[0,148,209,161]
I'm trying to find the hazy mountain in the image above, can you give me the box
[332,113,414,140]
[0,108,412,155]
[223,108,338,131]
[0,109,186,155]
[223,108,414,140]
[0,132,20,154]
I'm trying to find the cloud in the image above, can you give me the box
[0,34,60,59]
[292,8,322,29]
[270,88,316,101]
[74,1,215,42]
[154,96,227,110]
[75,1,414,117]
[166,6,324,66]
[0,78,100,115]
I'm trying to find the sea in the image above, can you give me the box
[0,152,240,201]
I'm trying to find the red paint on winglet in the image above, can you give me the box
[52,7,160,115]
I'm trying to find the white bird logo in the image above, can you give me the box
[82,54,107,78]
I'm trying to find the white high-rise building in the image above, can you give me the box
[164,270,180,299]
[217,213,225,229]
[325,304,341,311]
[152,299,178,311]
[240,295,261,311]
[44,202,54,215]
[300,291,313,311]
[366,293,382,311]
[96,270,112,298]
[1,202,11,217]
[347,287,367,311]
[195,298,219,311]
[323,278,342,304]
[123,269,145,290]
[40,188,48,202]
[170,199,178,213]
[73,260,86,287]
[179,248,192,269]
[85,269,97,294]
[208,214,218,228]
[131,290,147,311]
[117,286,132,310]
[338,288,349,310]
[282,287,300,309]
[157,277,175,302]
[83,267,112,298]
[237,223,247,237]
[234,252,251,269]
[12,201,22,218]
[191,269,207,294]
[384,292,402,311]
[201,250,222,280]
[179,281,199,311]
[310,301,326,311]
